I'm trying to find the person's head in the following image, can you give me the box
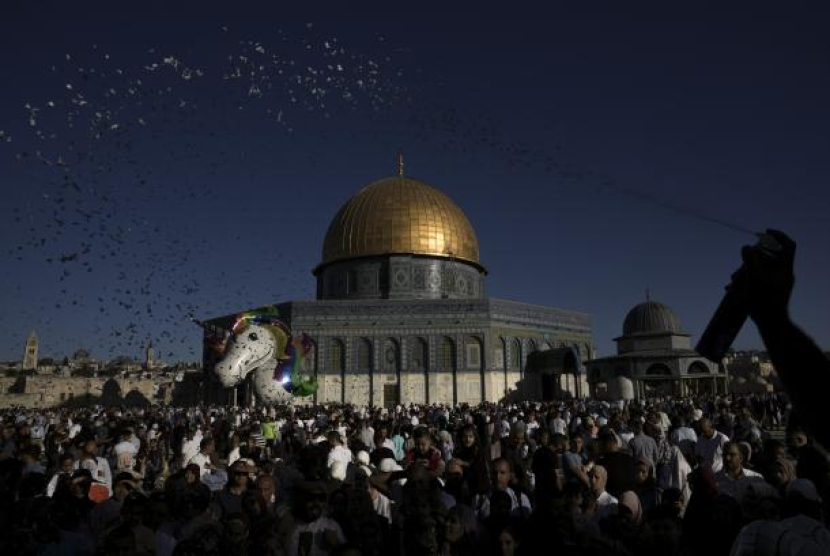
[70,469,92,498]
[536,429,551,447]
[200,438,214,455]
[570,434,584,453]
[184,463,200,484]
[492,458,512,491]
[294,481,327,523]
[786,426,809,451]
[590,465,608,496]
[114,473,137,501]
[551,433,568,453]
[326,430,342,448]
[256,474,277,504]
[59,453,75,474]
[460,424,477,448]
[498,524,520,556]
[414,427,432,454]
[444,505,476,545]
[723,442,744,474]
[768,456,797,489]
[636,458,654,486]
[763,439,787,461]
[598,430,618,454]
[700,418,714,438]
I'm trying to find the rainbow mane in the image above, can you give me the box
[222,309,317,397]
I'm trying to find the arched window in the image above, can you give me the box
[330,339,345,372]
[646,363,671,376]
[466,337,482,370]
[510,339,521,370]
[494,337,506,371]
[412,338,428,371]
[356,337,372,370]
[687,361,709,374]
[440,337,456,371]
[302,340,317,373]
[383,338,400,372]
[526,339,538,368]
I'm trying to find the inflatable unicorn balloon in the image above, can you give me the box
[209,312,317,405]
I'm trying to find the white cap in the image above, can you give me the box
[379,458,402,473]
[357,450,370,466]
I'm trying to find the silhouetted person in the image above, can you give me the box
[738,230,830,448]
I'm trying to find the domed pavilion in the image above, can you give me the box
[585,296,724,400]
[203,156,594,406]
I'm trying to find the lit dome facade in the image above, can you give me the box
[314,163,486,300]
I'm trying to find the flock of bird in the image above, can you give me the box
[1,24,413,362]
[2,22,734,364]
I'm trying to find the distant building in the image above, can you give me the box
[22,331,38,370]
[585,298,723,400]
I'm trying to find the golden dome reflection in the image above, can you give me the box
[319,174,483,271]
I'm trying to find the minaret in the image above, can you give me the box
[145,341,155,370]
[396,152,404,177]
[22,331,38,370]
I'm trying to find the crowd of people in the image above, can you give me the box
[1,390,828,556]
[2,232,828,556]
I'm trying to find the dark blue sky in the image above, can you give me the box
[1,1,828,363]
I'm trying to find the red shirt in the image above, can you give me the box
[406,446,443,472]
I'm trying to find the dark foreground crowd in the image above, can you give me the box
[2,229,829,555]
[1,392,829,556]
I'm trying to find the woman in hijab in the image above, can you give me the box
[618,490,644,525]
[634,457,662,516]
[452,424,491,500]
[658,445,692,513]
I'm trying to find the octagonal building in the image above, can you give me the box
[203,158,594,406]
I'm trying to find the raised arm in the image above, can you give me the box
[741,230,830,447]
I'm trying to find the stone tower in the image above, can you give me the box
[145,341,155,370]
[22,331,38,370]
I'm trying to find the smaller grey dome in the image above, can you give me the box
[623,301,682,336]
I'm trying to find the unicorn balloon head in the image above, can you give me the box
[214,322,280,388]
[210,312,315,405]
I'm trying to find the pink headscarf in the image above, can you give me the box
[618,490,643,524]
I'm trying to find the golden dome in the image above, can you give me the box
[319,174,483,271]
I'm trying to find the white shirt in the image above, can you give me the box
[551,417,567,436]
[372,492,393,524]
[228,447,241,467]
[327,445,352,468]
[473,487,532,519]
[670,426,698,448]
[181,438,200,465]
[75,457,112,496]
[288,517,346,556]
[695,431,730,473]
[188,452,212,478]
